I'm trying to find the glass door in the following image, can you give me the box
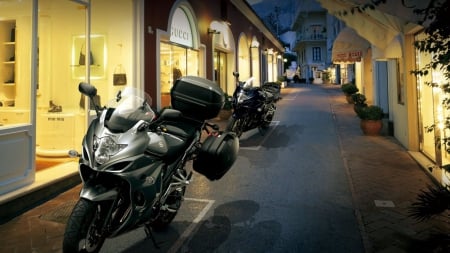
[160,42,198,108]
[214,50,227,91]
[416,32,450,185]
[416,32,437,162]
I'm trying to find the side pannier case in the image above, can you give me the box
[193,131,239,180]
[171,76,224,120]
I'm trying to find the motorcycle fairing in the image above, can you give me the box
[79,180,118,201]
[83,118,150,170]
[78,154,165,236]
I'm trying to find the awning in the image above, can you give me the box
[317,0,414,49]
[332,27,370,63]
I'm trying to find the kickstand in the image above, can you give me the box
[144,224,161,249]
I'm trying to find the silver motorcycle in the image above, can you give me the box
[63,76,239,253]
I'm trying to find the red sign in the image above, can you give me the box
[334,51,362,62]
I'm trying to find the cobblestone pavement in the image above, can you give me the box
[324,84,449,253]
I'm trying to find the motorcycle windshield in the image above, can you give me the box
[105,87,156,132]
[242,77,255,90]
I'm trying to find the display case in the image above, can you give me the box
[0,20,16,107]
[71,34,106,80]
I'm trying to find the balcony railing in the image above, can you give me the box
[296,33,327,42]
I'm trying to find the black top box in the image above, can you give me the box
[171,76,224,120]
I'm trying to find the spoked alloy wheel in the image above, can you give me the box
[226,117,243,138]
[261,105,275,129]
[63,199,107,253]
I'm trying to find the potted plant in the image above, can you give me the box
[341,83,359,103]
[218,93,233,120]
[351,93,367,113]
[277,75,287,88]
[322,71,331,84]
[356,105,384,135]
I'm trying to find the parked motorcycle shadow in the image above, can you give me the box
[185,200,282,252]
[120,225,185,252]
[261,124,303,149]
[239,123,303,149]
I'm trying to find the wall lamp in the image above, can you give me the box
[207,28,220,35]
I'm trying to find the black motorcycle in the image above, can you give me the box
[226,72,277,137]
[63,76,239,253]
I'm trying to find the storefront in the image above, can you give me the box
[159,6,200,108]
[0,0,35,195]
[146,0,284,110]
[211,20,234,94]
[319,0,450,185]
[0,0,143,196]
[415,32,450,185]
[1,0,284,198]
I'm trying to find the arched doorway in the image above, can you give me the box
[159,4,200,108]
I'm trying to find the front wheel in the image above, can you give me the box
[226,117,243,138]
[63,199,107,253]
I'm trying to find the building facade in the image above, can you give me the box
[317,0,449,186]
[0,0,284,199]
[144,0,284,109]
[292,10,328,84]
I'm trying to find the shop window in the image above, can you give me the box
[160,42,198,107]
[0,12,32,127]
[71,35,106,80]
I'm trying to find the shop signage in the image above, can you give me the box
[334,51,362,62]
[170,8,193,47]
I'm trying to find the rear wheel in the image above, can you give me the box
[261,119,271,129]
[151,173,187,231]
[63,199,106,253]
[261,104,275,128]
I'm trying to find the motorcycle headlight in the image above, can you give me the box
[93,135,127,164]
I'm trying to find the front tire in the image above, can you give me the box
[63,199,106,253]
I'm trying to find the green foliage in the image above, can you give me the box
[356,105,384,120]
[322,71,330,81]
[341,83,358,95]
[351,93,367,105]
[283,52,297,70]
[409,185,450,221]
[277,75,286,82]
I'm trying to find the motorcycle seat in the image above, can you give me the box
[148,119,200,162]
[160,120,199,140]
